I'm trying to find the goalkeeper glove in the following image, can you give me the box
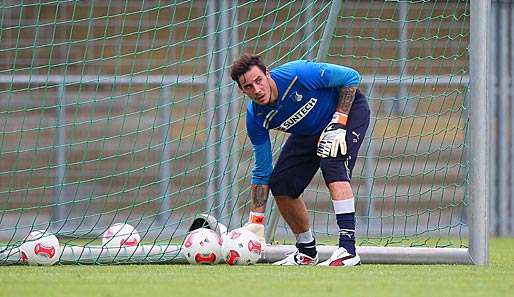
[242,212,265,244]
[317,112,348,158]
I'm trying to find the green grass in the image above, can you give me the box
[1,238,513,297]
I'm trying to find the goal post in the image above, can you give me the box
[0,0,488,265]
[467,0,489,266]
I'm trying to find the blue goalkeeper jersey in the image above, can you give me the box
[246,60,363,184]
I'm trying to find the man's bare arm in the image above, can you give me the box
[251,184,270,213]
[337,86,357,117]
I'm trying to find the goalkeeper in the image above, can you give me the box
[230,54,370,266]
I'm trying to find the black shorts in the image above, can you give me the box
[269,94,370,198]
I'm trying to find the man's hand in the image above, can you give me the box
[317,112,348,158]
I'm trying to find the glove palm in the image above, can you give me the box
[317,113,347,158]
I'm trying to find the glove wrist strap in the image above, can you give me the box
[249,211,265,225]
[332,112,348,126]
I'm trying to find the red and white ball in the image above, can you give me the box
[182,228,222,265]
[221,228,262,265]
[102,223,140,248]
[20,230,61,266]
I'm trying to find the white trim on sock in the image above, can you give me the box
[295,230,314,244]
[332,198,355,214]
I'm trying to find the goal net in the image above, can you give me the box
[0,0,485,265]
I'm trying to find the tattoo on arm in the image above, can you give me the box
[251,184,270,211]
[337,86,356,116]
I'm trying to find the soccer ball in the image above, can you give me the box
[20,230,61,266]
[102,223,140,248]
[182,228,222,265]
[221,228,262,265]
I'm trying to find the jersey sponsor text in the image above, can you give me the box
[274,98,317,131]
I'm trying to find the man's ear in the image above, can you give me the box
[266,71,271,78]
[234,80,243,92]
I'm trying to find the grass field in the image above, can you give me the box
[1,238,513,297]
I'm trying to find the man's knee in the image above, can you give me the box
[326,181,353,199]
[274,195,293,202]
[327,180,351,188]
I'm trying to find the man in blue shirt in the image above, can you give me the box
[230,54,370,266]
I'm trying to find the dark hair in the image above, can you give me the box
[230,53,267,88]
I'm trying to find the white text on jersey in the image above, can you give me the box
[274,98,317,132]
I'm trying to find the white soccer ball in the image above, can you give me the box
[102,223,140,248]
[221,228,263,265]
[20,230,61,266]
[182,228,222,265]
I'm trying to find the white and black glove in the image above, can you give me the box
[317,112,348,158]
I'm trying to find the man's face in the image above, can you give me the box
[238,65,271,105]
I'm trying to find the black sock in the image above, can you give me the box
[336,212,356,255]
[296,239,317,258]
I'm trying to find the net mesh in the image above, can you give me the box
[0,0,469,264]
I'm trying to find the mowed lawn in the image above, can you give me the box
[1,238,513,297]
